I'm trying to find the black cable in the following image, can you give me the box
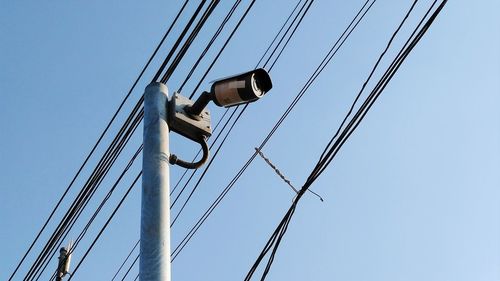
[7,2,189,279]
[255,0,302,67]
[170,107,239,208]
[31,107,145,281]
[170,106,247,226]
[188,0,258,99]
[38,144,143,281]
[161,0,221,82]
[178,0,243,92]
[152,0,208,82]
[171,0,315,233]
[52,1,258,276]
[111,240,140,281]
[262,0,313,69]
[245,1,448,279]
[171,0,374,261]
[170,107,231,196]
[251,0,422,276]
[120,253,139,281]
[267,0,314,71]
[316,0,438,167]
[314,0,443,182]
[53,0,262,276]
[25,104,144,281]
[67,171,142,280]
[28,0,213,278]
[260,0,375,153]
[169,137,210,169]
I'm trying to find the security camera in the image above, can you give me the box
[186,68,273,116]
[210,68,273,107]
[167,68,272,169]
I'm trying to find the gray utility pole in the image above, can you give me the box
[141,82,171,281]
[139,69,272,281]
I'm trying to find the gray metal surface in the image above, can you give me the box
[141,82,171,281]
[169,92,211,141]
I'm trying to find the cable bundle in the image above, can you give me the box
[244,1,447,280]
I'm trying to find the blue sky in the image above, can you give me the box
[1,0,499,280]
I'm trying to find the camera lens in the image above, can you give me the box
[251,73,263,97]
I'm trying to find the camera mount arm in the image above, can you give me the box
[186,91,212,117]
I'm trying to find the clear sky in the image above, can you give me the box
[1,0,499,280]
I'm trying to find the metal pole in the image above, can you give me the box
[141,82,171,281]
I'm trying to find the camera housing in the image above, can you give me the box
[210,68,272,107]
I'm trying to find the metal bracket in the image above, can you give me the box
[168,92,212,142]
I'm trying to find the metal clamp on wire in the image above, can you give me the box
[169,137,209,169]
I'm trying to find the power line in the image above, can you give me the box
[38,145,143,281]
[178,0,244,92]
[171,0,315,232]
[244,1,447,279]
[111,240,140,281]
[22,0,236,278]
[7,2,189,279]
[160,0,222,82]
[25,103,144,281]
[152,0,209,82]
[255,0,302,67]
[67,171,142,280]
[111,0,315,271]
[47,1,262,279]
[265,0,314,71]
[188,0,258,99]
[171,0,375,261]
[120,253,139,281]
[171,106,247,226]
[170,107,231,196]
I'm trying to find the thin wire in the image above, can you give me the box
[7,2,189,279]
[152,0,208,82]
[63,1,262,278]
[171,106,247,226]
[120,254,139,281]
[245,1,448,279]
[32,108,144,281]
[26,0,216,276]
[188,0,258,99]
[111,240,140,281]
[178,0,243,92]
[67,171,142,280]
[255,0,302,67]
[256,0,422,275]
[267,0,314,71]
[37,144,143,281]
[263,0,313,69]
[113,0,305,271]
[172,0,315,233]
[26,104,144,281]
[255,147,324,202]
[170,108,231,196]
[172,0,373,261]
[170,107,239,208]
[161,0,221,82]
[314,0,442,181]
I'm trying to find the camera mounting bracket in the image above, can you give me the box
[168,92,212,142]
